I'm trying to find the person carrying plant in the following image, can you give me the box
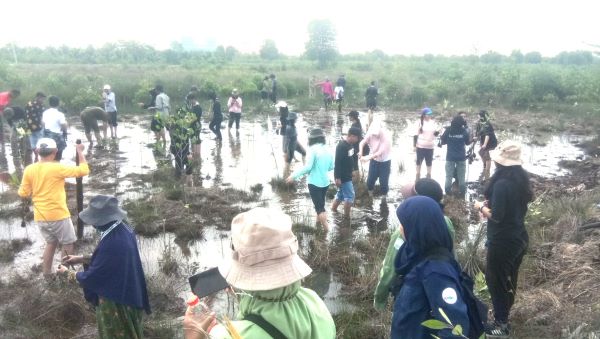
[17,138,89,277]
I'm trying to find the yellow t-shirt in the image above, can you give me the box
[18,162,90,221]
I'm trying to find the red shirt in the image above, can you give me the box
[0,91,11,111]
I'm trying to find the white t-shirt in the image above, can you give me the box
[104,91,117,112]
[334,86,344,100]
[42,108,66,134]
[155,92,170,119]
[416,119,439,149]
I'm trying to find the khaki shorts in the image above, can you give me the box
[479,147,492,161]
[37,217,77,245]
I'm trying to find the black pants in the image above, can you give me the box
[308,184,328,214]
[228,112,241,129]
[486,240,527,324]
[209,117,222,140]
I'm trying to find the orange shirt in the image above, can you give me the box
[18,162,90,221]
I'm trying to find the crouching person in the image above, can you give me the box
[183,207,336,339]
[58,195,151,339]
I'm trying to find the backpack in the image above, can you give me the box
[426,249,487,339]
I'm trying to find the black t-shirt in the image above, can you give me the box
[365,86,378,99]
[334,139,355,183]
[336,77,346,87]
[478,122,497,149]
[212,100,222,119]
[486,178,529,246]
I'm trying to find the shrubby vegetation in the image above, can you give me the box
[0,43,598,115]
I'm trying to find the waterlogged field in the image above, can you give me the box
[0,108,596,338]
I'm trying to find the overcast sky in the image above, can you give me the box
[2,0,597,56]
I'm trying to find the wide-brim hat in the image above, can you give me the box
[79,195,127,226]
[308,128,325,139]
[218,208,312,291]
[490,140,523,167]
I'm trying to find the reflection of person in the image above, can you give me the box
[102,85,118,139]
[287,128,334,230]
[440,115,471,197]
[42,96,68,161]
[183,208,336,339]
[80,106,108,145]
[25,92,46,162]
[374,178,455,311]
[391,196,468,339]
[365,81,378,110]
[475,110,497,181]
[59,195,151,338]
[17,138,89,277]
[414,107,440,180]
[227,89,243,131]
[332,127,361,218]
[473,140,532,338]
[359,120,392,200]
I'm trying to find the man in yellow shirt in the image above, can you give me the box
[18,138,90,276]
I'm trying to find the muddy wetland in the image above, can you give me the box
[1,108,599,338]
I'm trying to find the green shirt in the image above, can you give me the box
[291,143,334,188]
[210,281,336,338]
[373,216,455,311]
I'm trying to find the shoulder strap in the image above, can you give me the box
[244,314,288,339]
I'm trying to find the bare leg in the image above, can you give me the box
[317,212,329,230]
[93,131,102,144]
[426,166,432,179]
[416,165,421,180]
[483,160,491,180]
[343,202,352,218]
[102,122,108,140]
[331,199,341,213]
[42,241,58,275]
[85,132,93,144]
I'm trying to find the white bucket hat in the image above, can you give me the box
[218,208,312,291]
[490,140,523,167]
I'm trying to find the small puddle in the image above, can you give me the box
[0,110,589,312]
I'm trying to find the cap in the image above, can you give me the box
[421,107,433,115]
[347,110,359,118]
[348,127,362,137]
[103,84,111,90]
[36,138,57,149]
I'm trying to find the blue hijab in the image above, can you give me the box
[394,196,454,277]
[76,221,151,314]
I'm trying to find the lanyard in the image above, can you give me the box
[100,220,122,241]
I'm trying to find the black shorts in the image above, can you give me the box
[308,184,328,214]
[416,147,434,166]
[150,117,163,132]
[366,98,377,109]
[108,111,118,127]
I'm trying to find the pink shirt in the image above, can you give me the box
[360,126,392,162]
[416,119,438,149]
[318,81,334,96]
[227,96,243,113]
[0,91,11,110]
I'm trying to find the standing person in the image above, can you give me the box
[4,106,30,163]
[474,140,532,338]
[185,93,203,156]
[315,78,334,111]
[308,75,317,98]
[365,81,378,111]
[476,110,498,181]
[359,120,392,200]
[59,195,151,339]
[25,92,46,162]
[332,127,361,218]
[42,96,68,161]
[287,128,334,230]
[0,89,21,142]
[391,196,469,339]
[414,107,440,180]
[260,76,270,103]
[373,178,456,311]
[283,112,306,171]
[17,138,89,277]
[278,102,290,161]
[348,110,363,176]
[269,73,278,104]
[208,93,223,142]
[334,85,344,113]
[227,89,243,132]
[182,208,336,339]
[155,85,171,145]
[336,74,346,89]
[440,115,471,197]
[80,106,108,146]
[102,85,118,139]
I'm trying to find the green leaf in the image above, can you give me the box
[438,308,453,325]
[452,324,463,336]
[421,319,451,330]
[478,334,486,339]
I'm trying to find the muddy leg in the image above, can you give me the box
[317,212,329,230]
[331,199,341,213]
[416,165,421,181]
[343,202,352,218]
[42,241,58,275]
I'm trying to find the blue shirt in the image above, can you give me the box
[292,143,333,188]
[392,259,469,339]
[441,128,470,161]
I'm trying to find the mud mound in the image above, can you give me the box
[0,238,33,262]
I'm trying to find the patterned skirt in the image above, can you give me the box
[96,298,144,339]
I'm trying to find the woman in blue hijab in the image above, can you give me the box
[391,196,468,339]
[58,195,151,339]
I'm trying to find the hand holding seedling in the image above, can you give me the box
[62,255,85,265]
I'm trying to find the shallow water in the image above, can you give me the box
[0,110,588,314]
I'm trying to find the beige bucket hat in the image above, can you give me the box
[218,208,312,291]
[490,140,523,167]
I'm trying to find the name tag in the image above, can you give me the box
[394,237,405,250]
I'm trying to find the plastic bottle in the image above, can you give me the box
[187,295,206,315]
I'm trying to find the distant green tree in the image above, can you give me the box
[225,46,238,61]
[510,50,524,63]
[260,40,280,60]
[553,51,594,65]
[524,51,542,64]
[480,51,504,64]
[304,19,338,69]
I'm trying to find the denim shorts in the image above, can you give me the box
[335,180,355,203]
[29,130,44,148]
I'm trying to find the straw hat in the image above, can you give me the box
[218,208,312,291]
[490,140,523,167]
[79,195,127,226]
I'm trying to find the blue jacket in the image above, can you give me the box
[441,128,470,161]
[392,258,469,339]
